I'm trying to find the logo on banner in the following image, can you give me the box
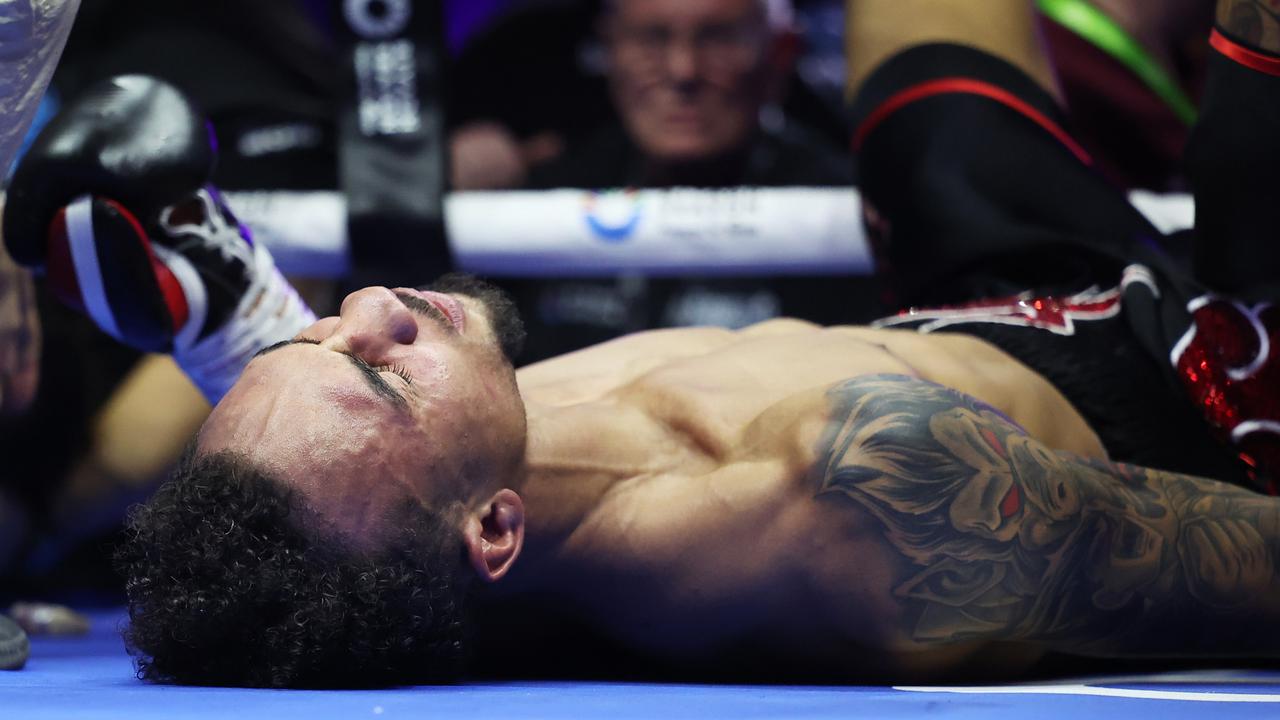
[344,0,411,38]
[344,0,421,137]
[582,189,644,243]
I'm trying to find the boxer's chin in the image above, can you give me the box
[423,273,525,363]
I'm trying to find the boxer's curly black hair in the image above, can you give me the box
[114,448,471,688]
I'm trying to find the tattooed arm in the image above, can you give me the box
[1218,0,1280,53]
[812,375,1280,658]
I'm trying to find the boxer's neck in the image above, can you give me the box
[484,404,630,596]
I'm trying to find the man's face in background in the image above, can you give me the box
[605,0,780,163]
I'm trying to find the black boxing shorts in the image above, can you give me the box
[874,274,1258,491]
[851,43,1280,494]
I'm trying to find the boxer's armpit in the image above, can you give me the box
[1218,0,1280,53]
[810,374,1280,658]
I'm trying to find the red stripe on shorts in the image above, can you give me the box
[852,77,1093,166]
[1210,29,1280,77]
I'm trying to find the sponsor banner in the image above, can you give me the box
[223,189,1195,279]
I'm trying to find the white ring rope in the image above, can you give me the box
[222,187,1197,279]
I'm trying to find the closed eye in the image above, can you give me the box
[254,338,409,409]
[376,363,413,385]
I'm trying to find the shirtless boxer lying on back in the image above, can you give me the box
[3,0,1278,689]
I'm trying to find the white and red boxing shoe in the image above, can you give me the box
[48,187,314,403]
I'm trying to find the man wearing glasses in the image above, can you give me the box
[527,0,850,189]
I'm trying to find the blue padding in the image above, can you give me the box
[2,609,1279,719]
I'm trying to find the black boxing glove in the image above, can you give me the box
[2,75,314,403]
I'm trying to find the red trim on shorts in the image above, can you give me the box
[852,77,1094,166]
[1210,29,1280,77]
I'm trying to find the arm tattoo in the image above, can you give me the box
[812,375,1280,656]
[1218,0,1280,53]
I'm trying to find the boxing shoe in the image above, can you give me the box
[2,75,315,403]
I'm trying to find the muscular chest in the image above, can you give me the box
[612,332,923,456]
[518,329,1103,663]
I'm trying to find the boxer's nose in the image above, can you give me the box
[321,286,419,358]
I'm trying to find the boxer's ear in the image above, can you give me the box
[461,489,525,582]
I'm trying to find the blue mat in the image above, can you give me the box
[3,610,1279,719]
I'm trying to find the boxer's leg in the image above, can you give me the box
[848,43,1162,306]
[1158,1,1280,491]
[1185,2,1280,300]
[843,1,1170,306]
[844,0,1060,104]
[844,1,1280,490]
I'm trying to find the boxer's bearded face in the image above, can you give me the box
[198,275,527,548]
[605,0,773,163]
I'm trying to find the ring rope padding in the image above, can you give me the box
[1036,0,1198,126]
